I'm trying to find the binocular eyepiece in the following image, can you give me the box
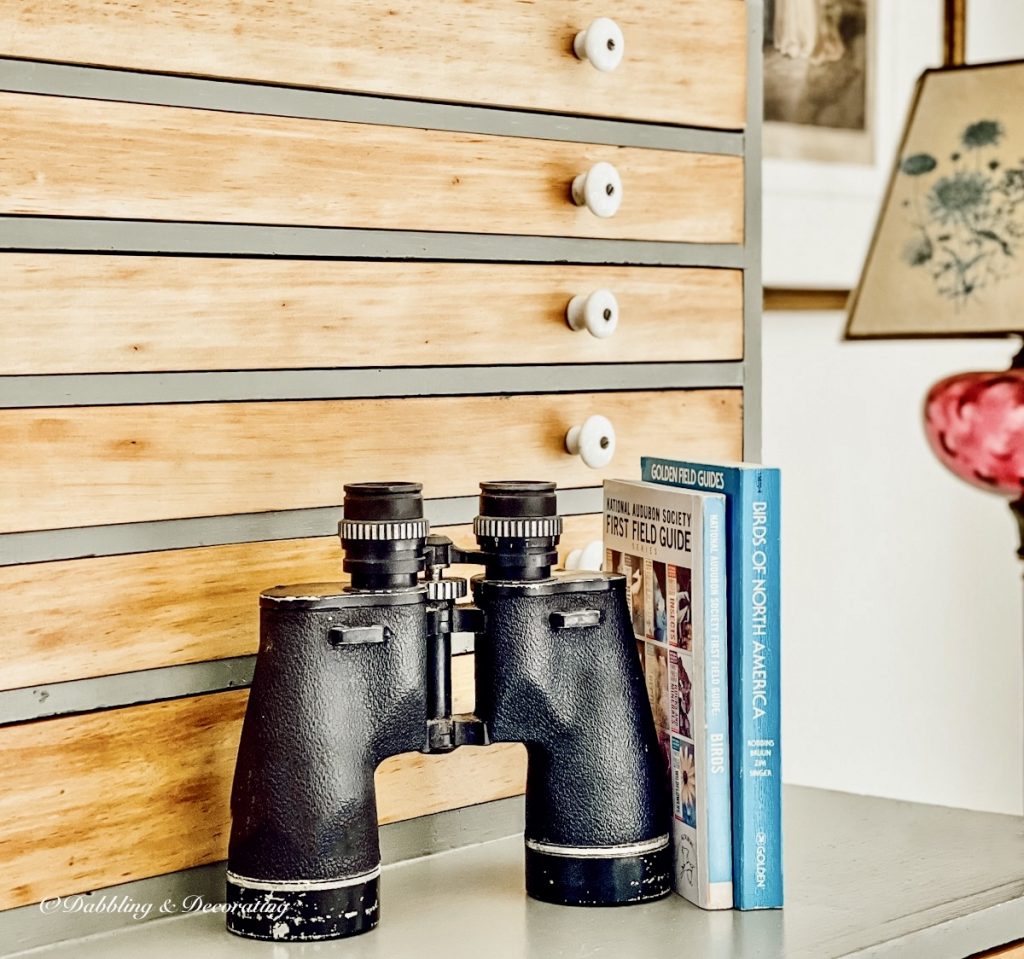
[339,480,564,587]
[339,482,429,590]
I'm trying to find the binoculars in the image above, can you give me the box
[226,480,670,942]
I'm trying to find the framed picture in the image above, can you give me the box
[764,0,874,166]
[762,0,943,289]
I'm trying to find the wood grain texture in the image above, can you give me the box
[0,687,526,910]
[763,287,850,312]
[2,256,743,374]
[0,515,601,690]
[944,0,968,68]
[0,92,744,244]
[982,944,1024,959]
[0,0,747,130]
[0,390,742,533]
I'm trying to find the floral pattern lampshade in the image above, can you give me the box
[847,61,1024,337]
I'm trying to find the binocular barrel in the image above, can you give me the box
[225,481,670,942]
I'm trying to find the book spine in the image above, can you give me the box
[640,457,783,909]
[702,495,733,908]
[732,470,782,909]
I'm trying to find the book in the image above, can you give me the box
[603,478,732,910]
[641,458,782,910]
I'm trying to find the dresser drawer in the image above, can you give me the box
[0,517,603,690]
[0,690,525,909]
[3,1,747,130]
[1,93,744,244]
[0,390,742,532]
[3,256,743,374]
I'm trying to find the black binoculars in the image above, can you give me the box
[226,480,670,942]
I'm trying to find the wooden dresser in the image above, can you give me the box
[0,0,760,948]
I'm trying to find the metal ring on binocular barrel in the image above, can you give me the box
[473,515,563,539]
[524,835,669,858]
[524,835,672,906]
[225,867,381,942]
[338,518,430,541]
[338,512,429,590]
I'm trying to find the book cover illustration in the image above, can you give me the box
[641,458,783,910]
[604,479,732,910]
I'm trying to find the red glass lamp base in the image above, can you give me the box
[923,346,1024,557]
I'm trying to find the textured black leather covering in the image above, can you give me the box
[227,569,670,936]
[228,588,428,882]
[474,573,669,848]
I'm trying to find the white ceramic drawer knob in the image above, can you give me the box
[565,414,616,469]
[571,161,623,218]
[565,540,605,572]
[566,289,619,339]
[574,18,625,72]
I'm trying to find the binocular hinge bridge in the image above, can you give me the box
[424,595,487,754]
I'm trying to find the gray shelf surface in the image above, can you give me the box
[15,786,1024,959]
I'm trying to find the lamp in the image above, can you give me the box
[845,1,1024,556]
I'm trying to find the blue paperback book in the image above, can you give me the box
[641,458,783,910]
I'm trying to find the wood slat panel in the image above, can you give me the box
[987,941,1024,957]
[0,92,744,244]
[0,688,527,910]
[2,256,743,374]
[985,944,1024,959]
[0,390,742,533]
[0,0,747,130]
[0,515,602,690]
[763,287,849,312]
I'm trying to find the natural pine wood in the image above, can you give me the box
[944,0,968,68]
[0,92,744,244]
[1,256,743,374]
[0,515,602,690]
[0,0,747,130]
[0,687,527,910]
[0,390,742,533]
[763,287,850,312]
[982,944,1024,959]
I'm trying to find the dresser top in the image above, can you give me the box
[18,786,1024,959]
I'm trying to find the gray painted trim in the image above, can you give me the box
[741,1,764,462]
[0,631,477,725]
[0,217,746,268]
[0,57,743,156]
[2,864,227,957]
[854,894,1024,959]
[0,487,603,565]
[0,362,743,408]
[0,657,256,727]
[0,795,526,956]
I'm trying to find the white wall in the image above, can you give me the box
[763,312,1024,815]
[763,0,1024,288]
[968,0,1024,63]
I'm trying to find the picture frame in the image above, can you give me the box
[764,0,875,167]
[762,0,943,289]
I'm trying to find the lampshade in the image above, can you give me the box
[846,60,1024,339]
